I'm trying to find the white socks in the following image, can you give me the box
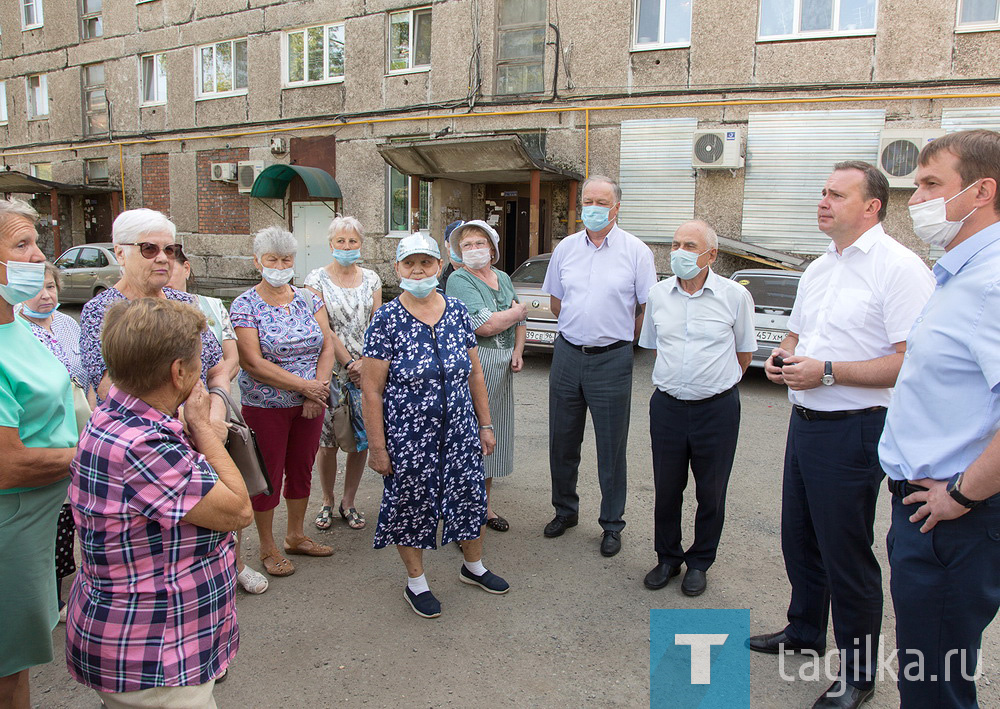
[463,559,487,576]
[407,573,429,595]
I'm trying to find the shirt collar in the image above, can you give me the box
[933,221,1000,285]
[106,385,181,430]
[669,268,718,297]
[826,222,885,256]
[583,223,620,250]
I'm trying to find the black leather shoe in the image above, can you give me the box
[643,563,680,589]
[681,568,707,596]
[543,514,578,538]
[744,630,826,656]
[811,680,874,708]
[600,530,621,557]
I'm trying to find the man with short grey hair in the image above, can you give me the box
[541,175,656,557]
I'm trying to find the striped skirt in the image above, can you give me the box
[478,346,514,479]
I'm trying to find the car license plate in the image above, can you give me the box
[527,329,556,344]
[756,329,785,344]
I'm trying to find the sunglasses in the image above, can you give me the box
[121,242,182,260]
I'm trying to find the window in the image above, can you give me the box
[80,0,102,40]
[388,7,431,72]
[22,0,43,29]
[55,248,80,268]
[82,63,108,136]
[758,0,876,40]
[387,166,430,233]
[497,0,547,94]
[26,74,48,119]
[141,53,167,104]
[30,163,52,180]
[0,82,7,124]
[197,38,248,98]
[958,0,1000,30]
[86,158,109,183]
[76,248,107,268]
[633,0,692,49]
[284,24,345,86]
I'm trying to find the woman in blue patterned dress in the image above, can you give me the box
[362,234,510,619]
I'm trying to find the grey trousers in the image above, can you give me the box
[548,335,634,532]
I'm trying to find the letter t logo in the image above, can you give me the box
[674,634,729,684]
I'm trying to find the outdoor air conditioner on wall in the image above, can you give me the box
[237,161,265,193]
[211,163,237,182]
[692,128,744,169]
[877,129,945,188]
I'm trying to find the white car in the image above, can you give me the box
[730,268,802,368]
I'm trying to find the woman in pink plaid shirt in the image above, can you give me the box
[66,298,252,709]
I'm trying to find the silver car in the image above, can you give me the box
[53,242,121,304]
[730,268,803,368]
[510,253,558,351]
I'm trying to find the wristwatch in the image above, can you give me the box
[821,361,835,386]
[947,472,983,509]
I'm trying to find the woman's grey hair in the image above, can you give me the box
[327,215,364,244]
[253,225,297,257]
[111,208,177,245]
[0,198,39,233]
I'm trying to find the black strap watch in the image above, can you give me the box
[821,361,835,386]
[947,472,983,509]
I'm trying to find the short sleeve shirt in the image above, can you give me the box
[17,310,88,390]
[445,267,520,349]
[304,267,381,377]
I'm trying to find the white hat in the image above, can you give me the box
[395,233,441,261]
[450,220,501,265]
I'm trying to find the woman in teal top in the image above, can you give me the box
[0,199,77,707]
[445,220,528,532]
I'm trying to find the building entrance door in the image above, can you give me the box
[291,202,337,285]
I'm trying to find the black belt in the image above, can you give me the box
[887,479,928,498]
[660,385,737,406]
[559,334,631,355]
[793,405,886,421]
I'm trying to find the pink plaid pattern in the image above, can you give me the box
[66,386,238,692]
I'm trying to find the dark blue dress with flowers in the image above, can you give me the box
[363,296,487,549]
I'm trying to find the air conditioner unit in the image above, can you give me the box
[692,128,744,169]
[237,161,265,193]
[877,129,945,188]
[211,163,237,182]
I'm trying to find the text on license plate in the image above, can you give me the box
[527,329,557,344]
[756,329,785,344]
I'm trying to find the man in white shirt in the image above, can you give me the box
[745,161,935,709]
[638,220,755,597]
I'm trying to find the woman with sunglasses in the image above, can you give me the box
[79,209,230,419]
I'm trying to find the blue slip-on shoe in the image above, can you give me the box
[404,587,442,618]
[459,565,510,594]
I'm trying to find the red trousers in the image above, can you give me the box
[241,404,323,512]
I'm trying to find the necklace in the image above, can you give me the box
[330,265,360,289]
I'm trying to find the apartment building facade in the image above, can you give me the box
[3,0,1000,284]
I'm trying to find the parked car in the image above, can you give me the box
[53,242,120,304]
[510,252,558,351]
[730,268,802,368]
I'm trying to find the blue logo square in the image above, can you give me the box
[650,609,752,709]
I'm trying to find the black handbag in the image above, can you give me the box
[209,387,272,497]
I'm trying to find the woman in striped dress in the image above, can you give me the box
[446,220,527,532]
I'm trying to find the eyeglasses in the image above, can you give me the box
[120,242,181,260]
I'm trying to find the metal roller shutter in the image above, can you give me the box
[942,107,1000,132]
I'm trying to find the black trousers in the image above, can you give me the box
[650,387,740,570]
[888,491,1000,708]
[781,407,885,690]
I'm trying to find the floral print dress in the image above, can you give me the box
[363,296,487,549]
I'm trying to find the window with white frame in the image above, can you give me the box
[387,166,430,233]
[284,23,345,86]
[0,82,7,124]
[86,158,109,183]
[633,0,692,49]
[197,38,248,98]
[30,163,52,180]
[81,0,102,40]
[22,0,43,29]
[388,7,432,72]
[26,74,48,119]
[957,0,1000,30]
[497,0,547,94]
[83,63,108,135]
[141,53,167,104]
[758,0,876,40]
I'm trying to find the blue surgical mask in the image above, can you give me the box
[22,302,59,319]
[450,247,463,265]
[581,205,612,232]
[261,266,294,287]
[670,249,709,281]
[0,260,45,305]
[399,275,439,299]
[332,248,361,266]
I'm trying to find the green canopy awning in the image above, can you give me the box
[250,164,342,199]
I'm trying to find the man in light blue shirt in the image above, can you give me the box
[638,220,755,597]
[541,175,657,557]
[879,129,1000,709]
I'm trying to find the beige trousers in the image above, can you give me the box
[98,680,217,708]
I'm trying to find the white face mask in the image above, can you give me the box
[908,180,981,249]
[462,247,492,270]
[261,266,294,287]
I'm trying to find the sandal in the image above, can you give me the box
[237,565,269,594]
[314,505,334,531]
[339,505,366,530]
[260,553,295,577]
[284,536,334,557]
[486,515,510,532]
